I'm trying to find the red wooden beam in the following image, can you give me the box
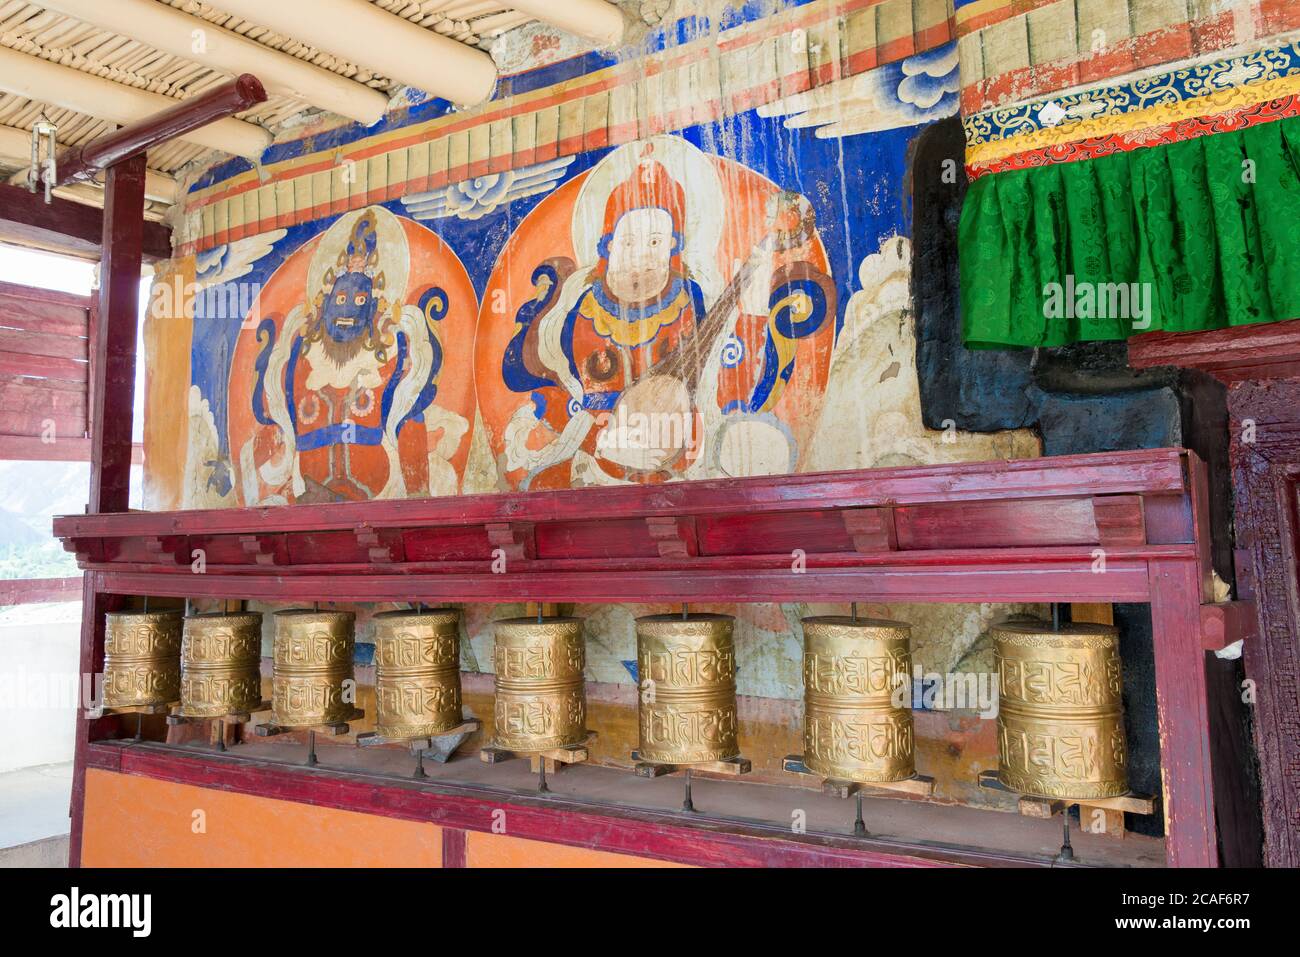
[54,447,1194,539]
[88,556,1163,605]
[0,183,171,262]
[0,434,143,463]
[1128,319,1300,383]
[54,75,267,188]
[1149,558,1219,867]
[0,576,81,605]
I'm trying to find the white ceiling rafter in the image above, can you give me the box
[0,0,625,203]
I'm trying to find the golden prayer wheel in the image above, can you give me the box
[801,616,915,783]
[492,616,587,752]
[636,614,738,765]
[994,619,1129,800]
[179,612,264,718]
[372,609,463,739]
[103,611,183,709]
[271,610,356,729]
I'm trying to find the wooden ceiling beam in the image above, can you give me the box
[0,182,171,261]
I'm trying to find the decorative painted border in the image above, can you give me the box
[965,39,1300,146]
[177,0,956,257]
[956,1,1300,117]
[966,69,1300,167]
[965,92,1300,178]
[955,0,1059,38]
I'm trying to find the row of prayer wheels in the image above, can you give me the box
[102,606,1130,800]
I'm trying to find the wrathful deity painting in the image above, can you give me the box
[226,207,477,504]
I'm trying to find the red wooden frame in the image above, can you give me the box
[1131,321,1300,867]
[55,447,1248,867]
[0,279,144,463]
[83,739,1090,869]
[0,577,81,605]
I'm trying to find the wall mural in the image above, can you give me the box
[477,135,834,490]
[155,1,1043,695]
[226,207,476,505]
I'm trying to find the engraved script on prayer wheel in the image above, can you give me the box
[179,612,264,717]
[636,614,738,765]
[492,617,587,752]
[994,620,1129,800]
[802,616,914,782]
[271,610,356,729]
[103,611,183,709]
[372,609,463,739]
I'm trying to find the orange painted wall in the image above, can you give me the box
[81,770,442,867]
[465,831,688,868]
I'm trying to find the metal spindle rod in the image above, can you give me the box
[854,791,867,837]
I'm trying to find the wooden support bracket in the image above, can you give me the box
[353,524,404,563]
[632,752,752,777]
[782,755,934,799]
[62,536,99,564]
[480,733,594,774]
[645,516,699,558]
[166,701,271,726]
[144,535,189,566]
[842,507,897,552]
[356,717,481,753]
[977,770,1157,817]
[1200,600,1258,651]
[485,522,536,562]
[237,534,281,566]
[1092,494,1146,546]
[254,707,363,737]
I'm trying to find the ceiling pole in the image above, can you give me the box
[88,154,146,514]
[507,0,626,47]
[38,0,390,125]
[210,0,498,106]
[0,46,271,159]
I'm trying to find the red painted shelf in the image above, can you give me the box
[55,447,1208,605]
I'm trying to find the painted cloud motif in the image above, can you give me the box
[401,156,576,221]
[757,42,960,137]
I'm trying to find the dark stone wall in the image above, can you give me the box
[909,117,1254,846]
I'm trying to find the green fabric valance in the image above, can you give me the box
[959,116,1300,349]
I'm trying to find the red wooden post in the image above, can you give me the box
[87,155,146,514]
[1148,558,1219,867]
[68,573,123,868]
